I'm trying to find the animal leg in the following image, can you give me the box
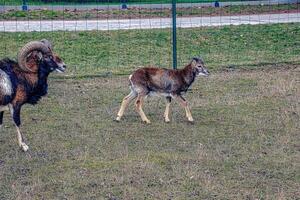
[135,94,151,124]
[174,95,194,122]
[164,97,171,122]
[116,90,137,121]
[9,104,29,152]
[0,112,3,128]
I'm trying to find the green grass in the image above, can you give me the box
[0,67,299,199]
[1,3,299,20]
[0,23,299,76]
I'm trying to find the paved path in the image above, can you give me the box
[1,0,299,11]
[0,13,299,32]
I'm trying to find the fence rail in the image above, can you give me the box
[1,0,299,11]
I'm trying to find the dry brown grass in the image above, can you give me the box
[0,66,299,199]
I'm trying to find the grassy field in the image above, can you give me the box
[0,23,299,199]
[0,23,299,76]
[0,4,299,20]
[0,67,299,199]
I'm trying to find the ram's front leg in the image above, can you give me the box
[0,106,9,128]
[9,104,29,152]
[0,112,3,128]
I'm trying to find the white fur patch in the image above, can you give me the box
[128,74,133,85]
[129,74,136,91]
[0,69,12,96]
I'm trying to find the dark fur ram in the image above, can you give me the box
[116,57,209,123]
[0,40,66,151]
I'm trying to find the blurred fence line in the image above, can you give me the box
[1,0,300,11]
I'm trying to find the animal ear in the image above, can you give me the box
[191,59,197,67]
[27,51,42,61]
[36,52,43,60]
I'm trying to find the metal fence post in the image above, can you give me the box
[172,0,177,69]
[121,0,128,9]
[22,0,28,11]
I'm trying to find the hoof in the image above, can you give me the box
[143,119,151,124]
[115,116,121,122]
[21,143,29,152]
[187,120,195,124]
[188,117,194,122]
[164,119,170,123]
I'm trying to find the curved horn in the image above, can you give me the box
[17,41,51,72]
[40,39,53,50]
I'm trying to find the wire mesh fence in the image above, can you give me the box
[0,0,299,76]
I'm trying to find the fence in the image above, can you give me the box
[0,0,299,76]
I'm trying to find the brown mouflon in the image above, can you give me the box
[0,40,66,151]
[116,57,209,123]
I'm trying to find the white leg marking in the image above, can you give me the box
[8,104,29,152]
[135,95,151,124]
[16,126,29,152]
[116,90,137,121]
[185,107,194,122]
[164,102,171,123]
[174,96,194,122]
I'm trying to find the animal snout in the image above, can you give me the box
[56,63,66,73]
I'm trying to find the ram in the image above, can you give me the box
[0,40,66,151]
[116,57,209,123]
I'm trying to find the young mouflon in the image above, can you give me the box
[116,57,209,123]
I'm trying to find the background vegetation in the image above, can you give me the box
[1,4,299,20]
[1,23,299,76]
[2,0,239,5]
